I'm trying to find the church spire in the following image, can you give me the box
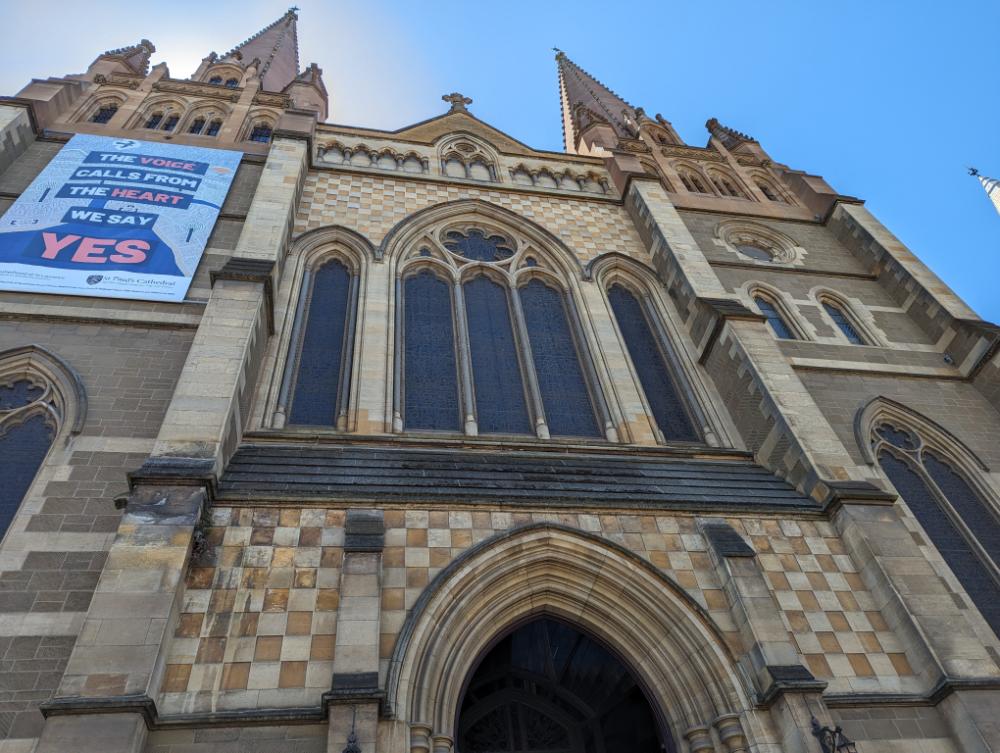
[555,49,638,152]
[970,168,1000,217]
[217,8,301,93]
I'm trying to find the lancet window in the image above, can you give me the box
[873,422,1000,636]
[205,119,223,137]
[281,256,360,428]
[249,122,273,143]
[753,294,796,340]
[821,298,866,345]
[397,225,606,440]
[0,379,56,539]
[144,112,163,129]
[90,103,118,124]
[606,284,698,442]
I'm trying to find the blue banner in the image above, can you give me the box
[0,135,242,302]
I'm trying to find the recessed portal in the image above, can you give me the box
[457,618,669,753]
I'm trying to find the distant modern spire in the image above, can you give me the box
[970,168,1000,217]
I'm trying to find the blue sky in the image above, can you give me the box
[2,0,997,319]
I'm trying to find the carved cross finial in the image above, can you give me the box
[442,92,473,113]
[288,5,300,12]
[969,167,980,176]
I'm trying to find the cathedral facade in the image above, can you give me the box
[1,10,999,753]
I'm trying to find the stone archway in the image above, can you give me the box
[386,524,753,753]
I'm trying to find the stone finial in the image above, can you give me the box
[442,92,472,113]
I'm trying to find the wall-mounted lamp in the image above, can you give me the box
[811,716,858,753]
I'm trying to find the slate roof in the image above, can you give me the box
[218,443,817,511]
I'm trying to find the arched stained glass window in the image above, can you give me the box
[205,119,223,137]
[90,103,118,124]
[464,276,531,435]
[519,279,599,437]
[161,114,179,132]
[822,301,865,345]
[404,271,461,432]
[208,76,223,85]
[878,450,1000,636]
[144,112,163,129]
[188,118,206,135]
[249,123,273,143]
[444,230,513,262]
[288,259,354,427]
[608,285,697,442]
[0,380,55,538]
[225,78,239,88]
[754,295,795,340]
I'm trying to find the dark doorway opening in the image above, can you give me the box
[456,618,671,753]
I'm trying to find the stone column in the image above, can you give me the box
[700,520,826,753]
[35,136,310,753]
[327,510,385,753]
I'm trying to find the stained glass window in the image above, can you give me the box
[444,230,514,262]
[519,280,599,437]
[879,451,1000,636]
[205,120,223,137]
[208,76,223,85]
[608,285,697,442]
[0,381,55,539]
[90,104,118,124]
[188,118,206,135]
[404,271,460,431]
[249,123,273,143]
[754,295,795,339]
[144,112,163,129]
[161,114,179,132]
[225,78,240,88]
[464,276,531,435]
[822,301,865,344]
[289,260,353,426]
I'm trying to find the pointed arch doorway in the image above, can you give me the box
[456,617,670,753]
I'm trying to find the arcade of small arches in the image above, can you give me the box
[81,95,275,144]
[270,204,712,447]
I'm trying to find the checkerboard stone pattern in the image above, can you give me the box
[294,172,645,264]
[160,508,344,713]
[161,506,917,708]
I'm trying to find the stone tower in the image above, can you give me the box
[0,16,999,753]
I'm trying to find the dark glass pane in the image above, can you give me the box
[823,302,865,344]
[404,271,460,431]
[0,414,54,538]
[0,380,44,410]
[875,424,916,450]
[205,120,222,137]
[736,244,772,262]
[250,124,272,143]
[608,285,697,442]
[924,453,1000,567]
[161,115,179,132]
[188,118,206,135]
[225,78,239,88]
[289,260,352,426]
[144,113,162,129]
[464,276,531,435]
[519,280,600,437]
[91,105,117,124]
[209,76,223,84]
[880,452,1000,637]
[458,618,669,753]
[444,229,513,262]
[754,296,795,340]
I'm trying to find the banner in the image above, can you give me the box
[0,134,242,302]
